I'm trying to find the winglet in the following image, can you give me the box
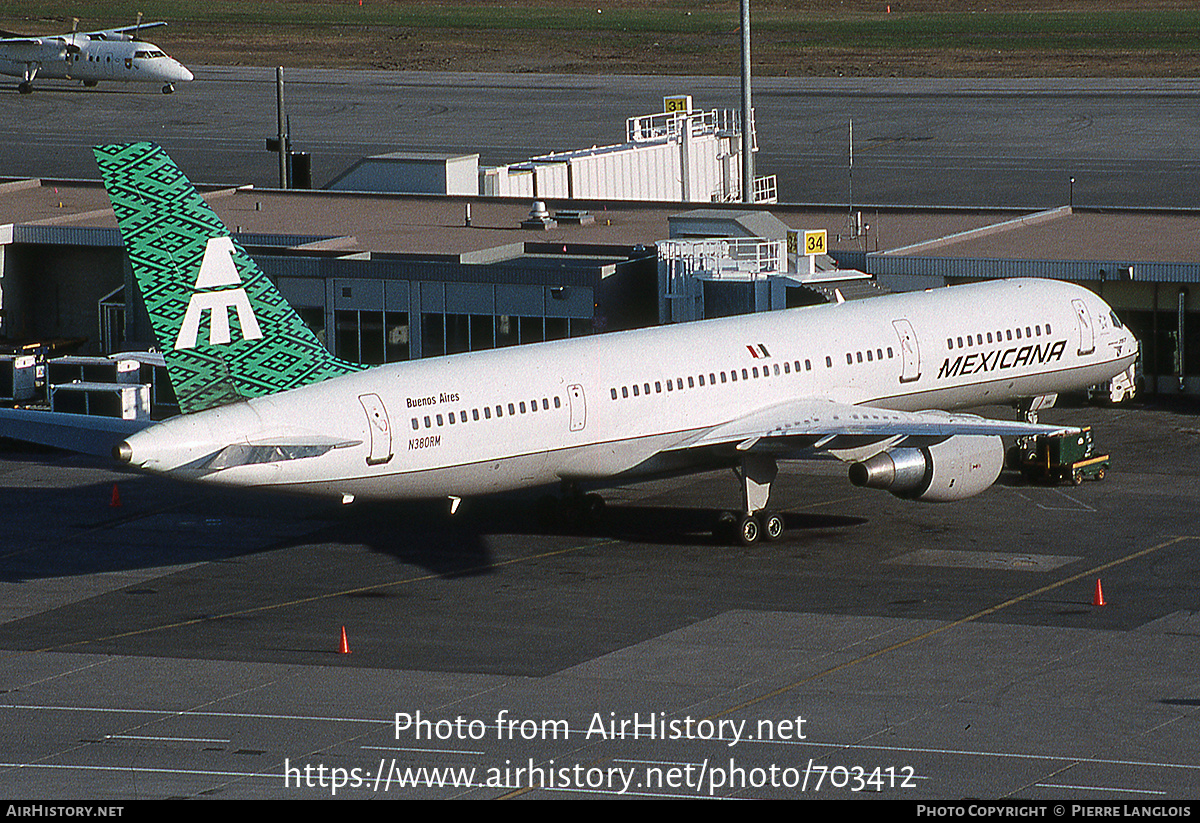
[94,143,363,414]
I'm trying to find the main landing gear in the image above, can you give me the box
[713,455,784,546]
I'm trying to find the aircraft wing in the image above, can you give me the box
[681,398,1075,459]
[0,407,152,457]
[90,22,168,39]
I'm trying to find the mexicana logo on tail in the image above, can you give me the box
[94,141,365,415]
[176,237,264,350]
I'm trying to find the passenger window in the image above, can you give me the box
[741,369,748,380]
[411,418,419,430]
[484,407,491,419]
[554,397,561,408]
[633,384,639,396]
[611,388,618,400]
[622,386,629,398]
[508,403,515,415]
[437,414,444,426]
[699,374,706,386]
[519,402,526,413]
[424,415,431,428]
[473,409,480,421]
[687,376,694,388]
[655,381,662,393]
[496,405,503,417]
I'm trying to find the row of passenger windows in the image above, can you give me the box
[609,358,823,401]
[847,347,896,365]
[948,323,1052,350]
[607,345,903,402]
[411,395,563,430]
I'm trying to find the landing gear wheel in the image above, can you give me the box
[18,82,32,95]
[162,83,175,94]
[737,515,760,546]
[762,511,784,542]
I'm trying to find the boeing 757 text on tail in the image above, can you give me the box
[0,143,1138,544]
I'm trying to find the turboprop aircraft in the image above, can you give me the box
[0,143,1139,544]
[0,19,192,94]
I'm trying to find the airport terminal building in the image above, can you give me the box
[2,177,1200,404]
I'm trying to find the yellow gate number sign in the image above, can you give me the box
[664,95,692,114]
[804,230,827,256]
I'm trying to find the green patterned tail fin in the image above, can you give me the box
[95,142,363,415]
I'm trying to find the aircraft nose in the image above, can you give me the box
[174,63,194,82]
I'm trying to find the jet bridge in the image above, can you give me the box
[481,99,777,203]
[657,235,878,324]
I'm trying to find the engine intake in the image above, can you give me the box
[849,435,1004,502]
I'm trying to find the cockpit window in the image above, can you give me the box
[134,50,166,59]
[1110,311,1124,329]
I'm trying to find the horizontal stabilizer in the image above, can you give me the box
[0,408,151,457]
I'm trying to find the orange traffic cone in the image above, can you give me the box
[110,484,121,508]
[1093,579,1106,607]
[338,626,351,654]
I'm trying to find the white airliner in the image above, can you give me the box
[0,20,192,94]
[1,144,1140,545]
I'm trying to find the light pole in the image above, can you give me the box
[741,0,753,203]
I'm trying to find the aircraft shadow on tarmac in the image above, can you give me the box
[320,496,868,570]
[0,473,866,582]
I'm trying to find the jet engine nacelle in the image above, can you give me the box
[848,435,1005,502]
